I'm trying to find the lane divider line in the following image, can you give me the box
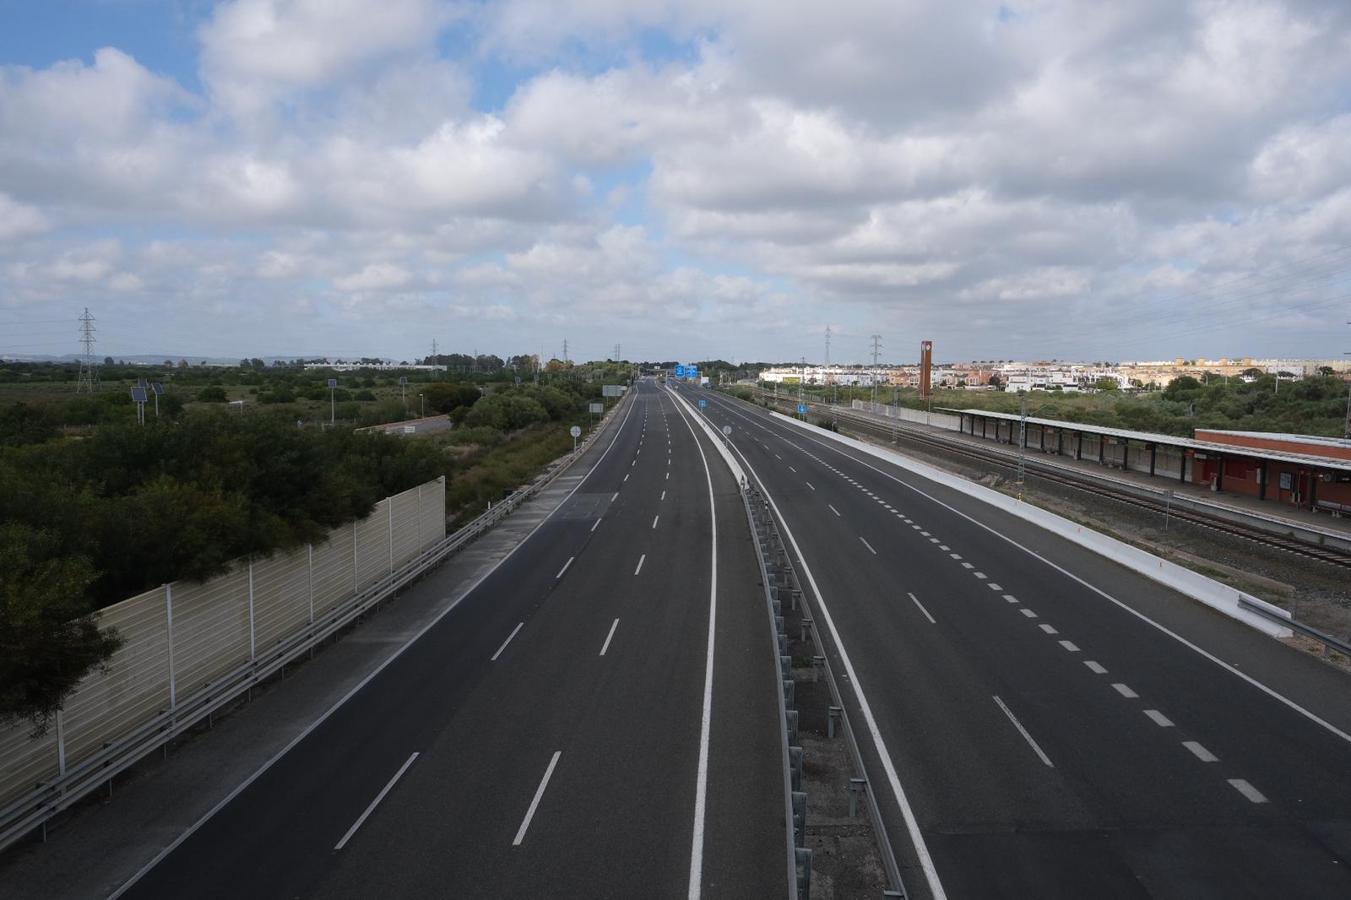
[600,618,620,656]
[334,751,420,850]
[993,695,1054,768]
[490,622,525,661]
[513,751,562,846]
[907,592,936,625]
[556,556,574,579]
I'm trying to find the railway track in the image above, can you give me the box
[748,392,1351,572]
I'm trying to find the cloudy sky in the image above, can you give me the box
[1,0,1349,364]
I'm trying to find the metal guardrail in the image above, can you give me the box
[1237,598,1351,659]
[744,483,908,899]
[0,398,624,854]
[740,484,806,899]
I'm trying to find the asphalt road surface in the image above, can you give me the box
[685,383,1351,900]
[116,379,788,900]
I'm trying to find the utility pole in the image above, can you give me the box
[870,334,882,407]
[1344,321,1350,439]
[76,308,99,393]
[1017,392,1028,498]
[563,339,569,366]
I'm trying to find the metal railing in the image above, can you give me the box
[0,397,625,854]
[1237,598,1351,660]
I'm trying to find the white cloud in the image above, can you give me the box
[0,194,49,241]
[334,262,415,291]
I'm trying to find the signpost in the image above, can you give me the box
[570,424,582,451]
[698,399,707,410]
[797,402,807,418]
[721,425,732,436]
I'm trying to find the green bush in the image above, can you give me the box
[197,386,228,403]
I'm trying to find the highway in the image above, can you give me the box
[684,383,1351,900]
[114,379,788,899]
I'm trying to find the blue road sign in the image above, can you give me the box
[797,403,807,414]
[688,367,699,380]
[675,364,686,377]
[698,399,707,409]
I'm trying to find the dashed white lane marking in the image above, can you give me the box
[490,622,525,661]
[1228,779,1268,803]
[661,490,666,500]
[611,491,619,502]
[632,459,637,467]
[1182,741,1218,762]
[960,562,974,570]
[939,544,950,551]
[919,530,930,537]
[624,473,630,482]
[334,752,420,850]
[1005,595,1019,604]
[1058,640,1080,652]
[1020,608,1038,618]
[949,553,962,560]
[828,504,841,517]
[591,518,602,533]
[988,583,1002,591]
[599,618,620,656]
[556,556,574,579]
[907,592,936,624]
[928,537,940,544]
[652,515,660,529]
[788,465,797,473]
[775,453,782,459]
[973,572,988,580]
[513,751,562,846]
[1085,660,1108,674]
[1112,683,1139,699]
[666,472,670,480]
[859,536,878,555]
[1144,709,1174,727]
[993,695,1054,768]
[1038,623,1058,635]
[634,554,646,575]
[805,481,816,491]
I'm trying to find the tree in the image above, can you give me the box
[0,523,122,731]
[1316,365,1334,377]
[197,386,228,402]
[1095,377,1119,392]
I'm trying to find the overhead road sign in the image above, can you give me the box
[675,365,686,378]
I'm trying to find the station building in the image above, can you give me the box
[945,410,1351,516]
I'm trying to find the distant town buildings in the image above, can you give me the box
[757,357,1351,393]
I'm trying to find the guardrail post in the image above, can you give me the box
[55,709,66,779]
[791,790,807,847]
[165,584,176,712]
[828,705,841,738]
[848,777,866,817]
[247,560,256,664]
[796,847,812,896]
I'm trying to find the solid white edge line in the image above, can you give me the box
[859,536,878,555]
[700,393,948,900]
[666,387,720,900]
[556,556,574,579]
[333,751,420,850]
[907,592,936,625]
[992,695,1054,768]
[634,553,646,575]
[599,618,620,656]
[752,403,1351,748]
[512,751,562,846]
[490,622,525,661]
[108,392,640,900]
